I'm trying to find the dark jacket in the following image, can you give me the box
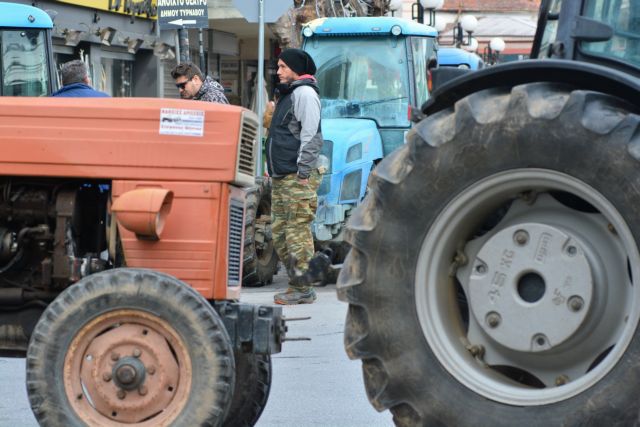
[51,83,110,98]
[266,78,323,179]
[194,76,229,104]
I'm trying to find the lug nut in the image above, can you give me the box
[475,264,487,274]
[568,296,584,312]
[566,245,577,256]
[513,230,529,246]
[138,386,148,396]
[102,372,112,382]
[486,312,501,328]
[467,344,485,358]
[147,366,156,375]
[133,348,142,358]
[117,390,126,400]
[555,375,569,386]
[111,352,120,361]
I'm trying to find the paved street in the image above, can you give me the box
[0,270,393,427]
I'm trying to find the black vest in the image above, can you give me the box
[266,79,321,177]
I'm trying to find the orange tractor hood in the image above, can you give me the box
[0,97,256,183]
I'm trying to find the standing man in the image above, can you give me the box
[171,62,228,104]
[52,60,109,97]
[267,48,323,305]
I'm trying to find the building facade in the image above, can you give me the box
[395,0,542,62]
[13,0,174,96]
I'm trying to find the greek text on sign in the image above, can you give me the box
[157,0,208,29]
[159,108,205,137]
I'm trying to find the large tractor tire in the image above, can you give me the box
[223,352,271,427]
[338,83,640,426]
[243,177,279,287]
[27,268,235,427]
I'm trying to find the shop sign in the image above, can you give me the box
[158,0,208,29]
[55,0,158,19]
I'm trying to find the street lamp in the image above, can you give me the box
[454,14,478,48]
[483,37,506,65]
[388,0,403,17]
[412,0,443,26]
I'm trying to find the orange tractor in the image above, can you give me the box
[0,96,283,426]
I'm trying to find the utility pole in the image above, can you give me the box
[178,28,190,63]
[256,0,265,176]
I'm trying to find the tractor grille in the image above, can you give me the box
[236,113,257,184]
[228,199,244,286]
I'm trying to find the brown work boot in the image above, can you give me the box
[274,287,317,305]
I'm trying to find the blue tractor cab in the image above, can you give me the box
[0,2,56,96]
[302,17,437,254]
[437,47,484,70]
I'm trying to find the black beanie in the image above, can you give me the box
[279,48,317,75]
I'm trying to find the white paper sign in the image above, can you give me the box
[159,108,205,137]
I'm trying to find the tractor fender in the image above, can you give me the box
[424,59,640,115]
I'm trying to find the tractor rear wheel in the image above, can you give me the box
[223,352,271,427]
[243,177,279,287]
[339,83,640,426]
[27,268,235,427]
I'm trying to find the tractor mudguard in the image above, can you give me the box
[425,59,640,116]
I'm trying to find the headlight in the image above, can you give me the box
[303,27,314,38]
[340,169,363,201]
[391,25,402,36]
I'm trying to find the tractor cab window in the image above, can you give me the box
[582,0,640,68]
[0,29,50,96]
[537,0,563,58]
[306,36,411,128]
[410,36,436,110]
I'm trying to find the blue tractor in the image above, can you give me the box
[301,17,438,260]
[437,46,484,70]
[0,2,56,96]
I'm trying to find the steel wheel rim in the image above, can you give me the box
[415,168,640,405]
[64,309,192,426]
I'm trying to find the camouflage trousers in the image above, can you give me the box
[271,170,321,287]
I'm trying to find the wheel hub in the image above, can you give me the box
[468,223,593,352]
[113,357,146,390]
[69,317,185,424]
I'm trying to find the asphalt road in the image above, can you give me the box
[0,270,393,427]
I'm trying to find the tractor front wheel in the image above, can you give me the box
[27,268,235,426]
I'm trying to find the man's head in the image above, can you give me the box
[60,60,91,87]
[277,49,316,84]
[171,62,204,99]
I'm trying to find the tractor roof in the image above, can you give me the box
[0,2,53,29]
[303,17,437,37]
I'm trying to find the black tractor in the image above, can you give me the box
[339,0,640,425]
